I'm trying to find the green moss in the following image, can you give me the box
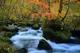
[5,32,14,37]
[0,42,16,53]
[55,31,71,40]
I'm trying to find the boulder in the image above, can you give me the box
[38,39,53,50]
[71,30,80,38]
[16,48,27,53]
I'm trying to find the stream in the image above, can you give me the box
[10,27,80,53]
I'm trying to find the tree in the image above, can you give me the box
[28,0,58,21]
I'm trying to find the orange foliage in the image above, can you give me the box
[43,4,49,9]
[28,0,58,21]
[28,0,34,4]
[38,10,41,14]
[36,0,39,3]
[36,2,43,6]
[36,1,49,9]
[44,12,54,20]
[44,12,50,16]
[48,17,53,20]
[52,12,58,16]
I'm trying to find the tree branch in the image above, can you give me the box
[58,0,63,14]
[61,0,70,22]
[47,0,51,13]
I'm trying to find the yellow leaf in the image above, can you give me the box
[10,15,17,21]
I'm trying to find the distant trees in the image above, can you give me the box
[0,0,80,30]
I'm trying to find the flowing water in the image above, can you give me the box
[10,27,80,53]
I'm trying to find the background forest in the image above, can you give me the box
[0,0,80,53]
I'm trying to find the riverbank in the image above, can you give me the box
[0,24,80,53]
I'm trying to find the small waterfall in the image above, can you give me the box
[10,27,80,53]
[70,36,77,40]
[10,27,47,52]
[47,40,80,53]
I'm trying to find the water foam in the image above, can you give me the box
[10,27,43,49]
[10,27,80,53]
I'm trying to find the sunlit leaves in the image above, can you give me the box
[10,15,17,21]
[51,2,59,16]
[22,8,31,15]
[1,0,79,26]
[28,0,59,21]
[4,0,32,21]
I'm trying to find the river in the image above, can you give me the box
[10,27,80,53]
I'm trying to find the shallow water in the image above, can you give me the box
[10,27,80,53]
[27,48,80,53]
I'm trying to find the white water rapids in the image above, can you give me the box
[10,27,80,53]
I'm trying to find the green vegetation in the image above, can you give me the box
[0,0,80,53]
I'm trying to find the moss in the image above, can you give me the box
[0,31,14,38]
[0,34,16,53]
[55,31,71,40]
[43,27,71,42]
[4,32,14,38]
[0,42,16,53]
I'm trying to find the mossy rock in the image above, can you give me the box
[43,28,57,41]
[55,31,71,40]
[43,28,71,43]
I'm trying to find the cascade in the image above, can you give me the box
[10,27,80,53]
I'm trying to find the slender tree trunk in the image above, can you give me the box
[58,0,63,14]
[61,0,70,22]
[47,0,51,13]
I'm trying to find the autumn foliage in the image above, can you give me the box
[28,0,58,20]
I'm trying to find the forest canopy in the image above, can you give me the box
[0,0,80,30]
